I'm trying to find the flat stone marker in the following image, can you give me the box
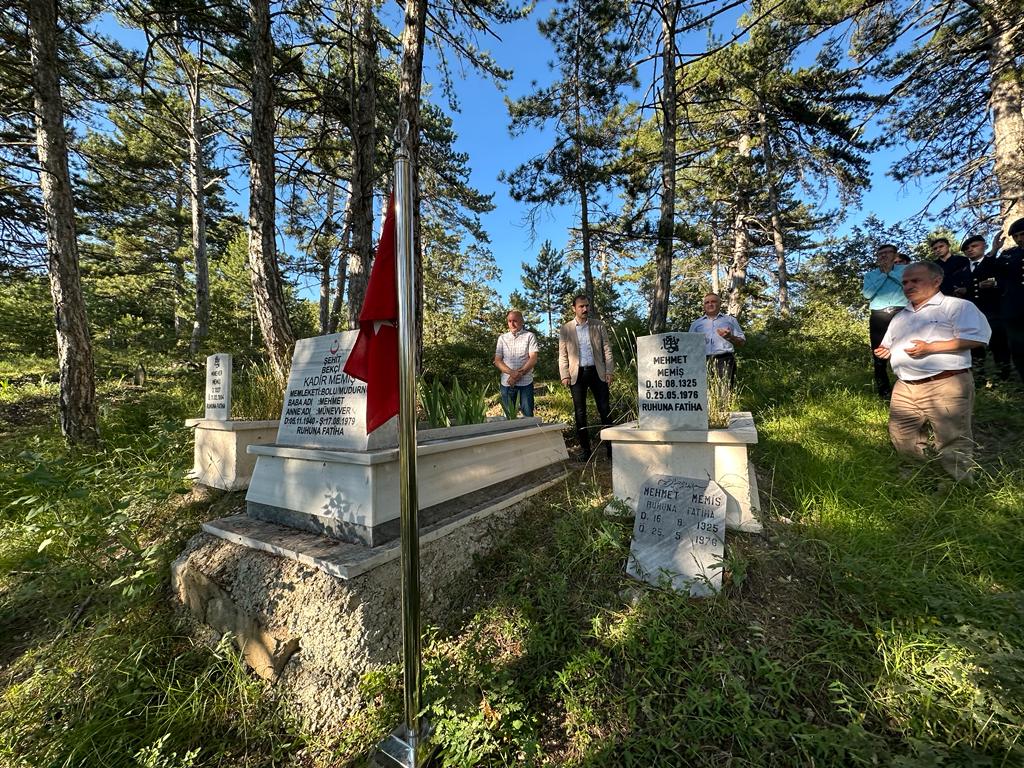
[626,474,726,597]
[636,333,707,431]
[276,332,396,451]
[205,353,232,420]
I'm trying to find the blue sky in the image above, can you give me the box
[420,3,958,305]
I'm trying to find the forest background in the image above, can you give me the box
[3,1,1024,765]
[3,0,1023,446]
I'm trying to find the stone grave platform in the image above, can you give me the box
[601,411,761,532]
[243,417,570,547]
[186,418,279,492]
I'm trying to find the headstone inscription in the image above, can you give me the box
[276,331,397,451]
[205,354,232,420]
[626,474,726,597]
[636,333,708,431]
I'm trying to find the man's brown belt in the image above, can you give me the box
[902,368,969,385]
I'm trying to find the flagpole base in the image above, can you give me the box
[372,719,437,768]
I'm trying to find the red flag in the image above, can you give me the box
[344,192,399,433]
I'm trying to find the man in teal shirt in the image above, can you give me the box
[862,244,908,398]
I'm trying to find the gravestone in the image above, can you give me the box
[636,333,707,431]
[205,354,232,421]
[626,474,726,597]
[276,331,396,451]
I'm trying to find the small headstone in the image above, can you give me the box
[276,331,397,451]
[636,333,708,431]
[626,474,726,597]
[205,354,232,420]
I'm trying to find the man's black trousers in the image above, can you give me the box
[869,307,902,397]
[570,365,613,457]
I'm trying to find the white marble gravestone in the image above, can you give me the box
[205,353,232,420]
[626,474,726,597]
[636,333,707,431]
[276,332,396,451]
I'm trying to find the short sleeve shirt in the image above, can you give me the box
[495,329,539,386]
[688,314,745,356]
[881,293,991,381]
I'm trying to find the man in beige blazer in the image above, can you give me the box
[558,294,615,459]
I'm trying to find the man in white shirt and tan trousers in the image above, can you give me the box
[874,261,991,482]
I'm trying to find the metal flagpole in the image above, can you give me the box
[374,123,434,768]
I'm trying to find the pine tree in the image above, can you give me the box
[520,240,574,336]
[502,0,636,306]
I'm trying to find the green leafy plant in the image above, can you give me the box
[449,378,489,425]
[233,360,284,420]
[418,377,450,428]
[706,368,737,429]
[419,376,490,427]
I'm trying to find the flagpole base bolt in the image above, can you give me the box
[372,719,437,768]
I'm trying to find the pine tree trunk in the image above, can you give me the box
[347,0,377,328]
[247,0,294,380]
[317,182,336,334]
[579,180,595,302]
[328,193,352,333]
[986,5,1024,225]
[398,0,428,368]
[727,131,752,318]
[758,109,789,316]
[727,199,750,318]
[172,184,187,337]
[710,226,721,294]
[27,0,98,445]
[188,56,209,354]
[648,0,677,334]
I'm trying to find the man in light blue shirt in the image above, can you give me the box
[862,244,908,399]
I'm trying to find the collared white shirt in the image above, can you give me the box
[495,328,539,386]
[881,292,991,381]
[575,321,595,366]
[688,313,745,356]
[970,257,983,272]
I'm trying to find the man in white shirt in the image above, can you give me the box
[874,261,991,482]
[494,310,539,417]
[558,294,614,459]
[688,293,745,397]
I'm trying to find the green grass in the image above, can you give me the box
[2,320,1023,767]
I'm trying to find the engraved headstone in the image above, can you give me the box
[626,474,726,597]
[205,353,232,420]
[636,333,707,431]
[276,331,396,451]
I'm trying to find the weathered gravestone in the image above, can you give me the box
[626,474,726,597]
[205,354,232,420]
[276,332,397,450]
[636,332,707,431]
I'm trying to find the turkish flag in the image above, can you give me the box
[343,192,399,433]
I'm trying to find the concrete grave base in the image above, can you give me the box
[601,411,762,532]
[186,419,280,491]
[246,418,570,546]
[171,488,550,734]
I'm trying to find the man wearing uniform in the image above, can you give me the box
[997,218,1024,385]
[930,236,970,296]
[874,262,991,482]
[959,234,1011,385]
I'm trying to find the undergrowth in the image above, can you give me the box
[2,313,1023,767]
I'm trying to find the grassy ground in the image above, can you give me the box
[2,322,1023,767]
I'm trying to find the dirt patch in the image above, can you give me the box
[0,395,57,436]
